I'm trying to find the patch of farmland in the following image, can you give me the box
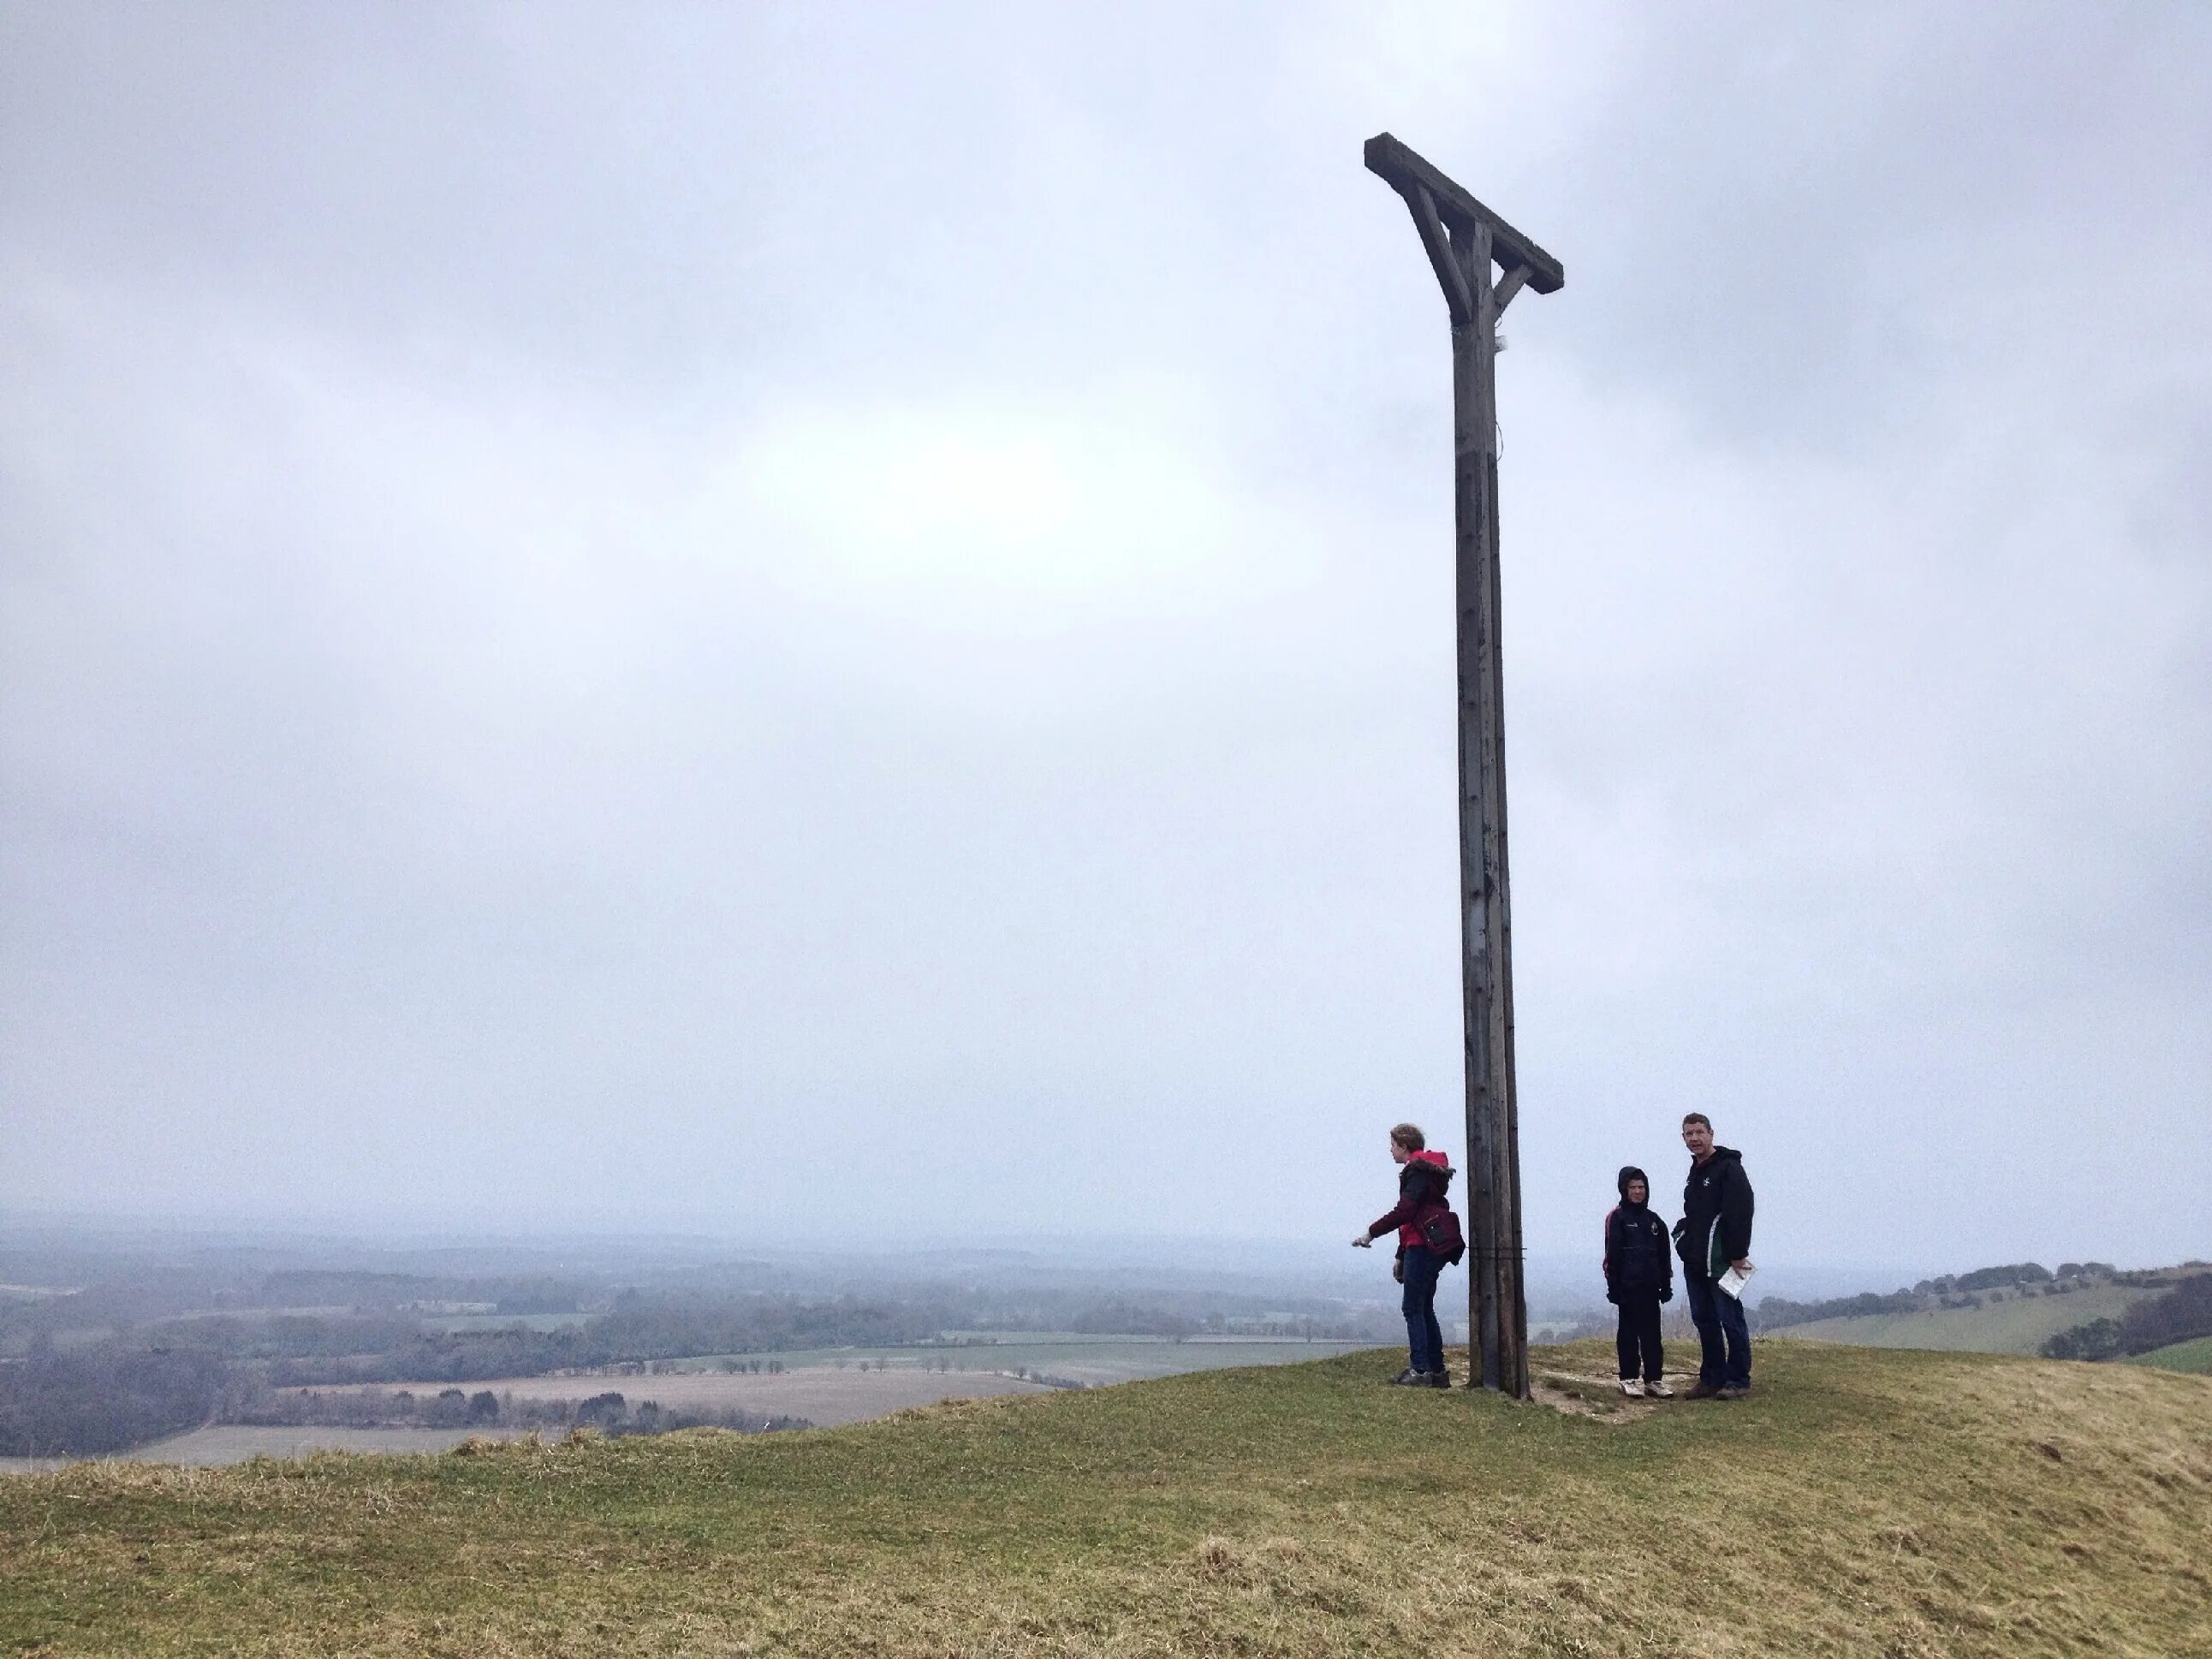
[307,1367,1053,1427]
[1774,1281,2156,1354]
[2124,1335,2212,1373]
[678,1336,1370,1387]
[420,1311,591,1334]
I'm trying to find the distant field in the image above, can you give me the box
[1775,1282,2156,1354]
[420,1311,592,1334]
[675,1335,1370,1387]
[302,1367,1052,1427]
[2125,1335,2212,1374]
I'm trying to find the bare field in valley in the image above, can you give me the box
[305,1366,1055,1426]
[674,1336,1371,1387]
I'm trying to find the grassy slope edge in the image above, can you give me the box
[2126,1335,2212,1375]
[3,1341,2208,1659]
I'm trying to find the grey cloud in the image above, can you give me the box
[3,3,2206,1274]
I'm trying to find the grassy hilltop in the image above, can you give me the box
[4,1342,2209,1658]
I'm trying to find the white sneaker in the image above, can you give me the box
[1619,1377,1645,1397]
[1646,1378,1674,1399]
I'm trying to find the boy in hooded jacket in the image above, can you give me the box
[1603,1166,1674,1397]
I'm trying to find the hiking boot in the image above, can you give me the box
[1388,1367,1425,1386]
[1645,1378,1675,1399]
[1419,1370,1453,1388]
[1715,1384,1751,1401]
[1618,1377,1645,1398]
[1681,1380,1721,1400]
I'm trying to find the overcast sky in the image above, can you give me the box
[3,3,2207,1275]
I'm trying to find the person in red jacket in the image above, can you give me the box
[1352,1122,1459,1387]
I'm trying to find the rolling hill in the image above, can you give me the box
[3,1341,2208,1657]
[2127,1335,2212,1375]
[1775,1281,2158,1354]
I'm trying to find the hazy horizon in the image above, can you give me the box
[5,5,2208,1270]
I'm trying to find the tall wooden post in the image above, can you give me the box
[1365,134,1562,1399]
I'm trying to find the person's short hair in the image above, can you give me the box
[1389,1122,1425,1151]
[1681,1112,1712,1131]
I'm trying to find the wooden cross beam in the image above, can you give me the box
[1365,133,1563,1400]
[1365,134,1565,301]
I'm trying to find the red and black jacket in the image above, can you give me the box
[1371,1151,1455,1250]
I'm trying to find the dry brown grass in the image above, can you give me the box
[3,1341,2209,1657]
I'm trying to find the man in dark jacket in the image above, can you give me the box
[1603,1166,1674,1396]
[1674,1113,1754,1399]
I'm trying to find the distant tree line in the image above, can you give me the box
[2042,1272,2212,1362]
[0,1291,937,1452]
[247,1270,586,1315]
[1751,1289,1926,1331]
[260,1294,945,1386]
[0,1339,246,1458]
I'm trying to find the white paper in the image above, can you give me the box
[1716,1260,1756,1301]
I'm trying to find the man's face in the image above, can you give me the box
[1681,1119,1714,1160]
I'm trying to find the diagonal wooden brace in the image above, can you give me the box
[1403,184,1472,326]
[1492,263,1535,316]
[1365,132,1565,294]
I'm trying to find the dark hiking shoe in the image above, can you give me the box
[1388,1367,1425,1386]
[1681,1381,1721,1400]
[1419,1371,1453,1388]
[1715,1384,1751,1400]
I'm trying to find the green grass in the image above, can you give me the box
[3,1342,2209,1657]
[2126,1335,2212,1374]
[1778,1282,2156,1354]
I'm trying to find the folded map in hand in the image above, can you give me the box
[1716,1261,1756,1301]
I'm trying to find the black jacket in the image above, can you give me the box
[1675,1147,1754,1279]
[1604,1202,1674,1300]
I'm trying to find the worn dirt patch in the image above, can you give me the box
[1531,1369,1703,1424]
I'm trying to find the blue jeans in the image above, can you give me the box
[1685,1271,1751,1388]
[1400,1245,1445,1374]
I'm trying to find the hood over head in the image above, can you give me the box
[1617,1165,1649,1200]
[1408,1148,1454,1186]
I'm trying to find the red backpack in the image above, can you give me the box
[1418,1201,1466,1265]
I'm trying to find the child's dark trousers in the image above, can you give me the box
[1615,1292,1663,1382]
